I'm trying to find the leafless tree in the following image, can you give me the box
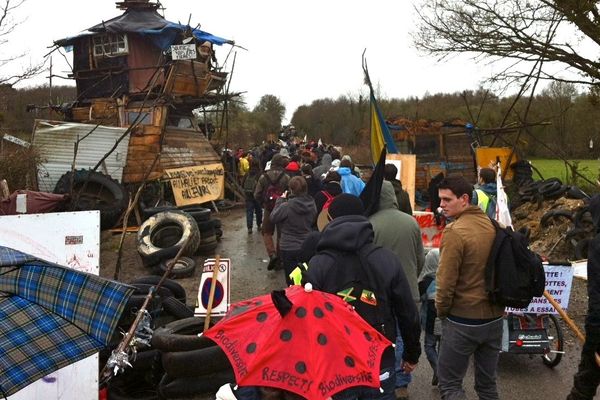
[0,0,45,86]
[413,0,600,88]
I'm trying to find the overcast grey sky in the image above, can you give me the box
[10,0,496,122]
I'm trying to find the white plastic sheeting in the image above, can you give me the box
[32,120,130,192]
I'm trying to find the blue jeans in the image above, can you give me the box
[332,367,396,400]
[424,332,440,377]
[394,331,412,388]
[245,198,262,230]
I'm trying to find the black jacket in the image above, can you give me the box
[587,194,600,328]
[305,215,421,366]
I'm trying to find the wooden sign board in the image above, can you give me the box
[171,44,197,60]
[386,154,416,211]
[165,163,225,206]
[475,147,516,180]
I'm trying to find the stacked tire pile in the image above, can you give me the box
[103,277,195,399]
[137,206,222,278]
[539,205,596,259]
[152,317,234,398]
[517,178,589,205]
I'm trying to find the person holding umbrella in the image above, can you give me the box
[305,194,421,399]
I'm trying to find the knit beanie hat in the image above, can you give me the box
[328,194,364,219]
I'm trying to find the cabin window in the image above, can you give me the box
[126,111,152,125]
[167,115,196,130]
[93,33,129,57]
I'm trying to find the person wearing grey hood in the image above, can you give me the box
[312,153,332,182]
[369,180,424,400]
[269,176,317,286]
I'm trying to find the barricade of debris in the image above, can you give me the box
[512,196,591,262]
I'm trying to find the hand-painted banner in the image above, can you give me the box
[165,163,224,206]
[505,265,574,314]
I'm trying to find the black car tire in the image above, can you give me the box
[161,346,230,377]
[54,169,129,230]
[129,276,186,304]
[179,205,211,223]
[137,211,200,266]
[151,317,216,352]
[159,256,196,279]
[540,209,573,227]
[161,296,194,319]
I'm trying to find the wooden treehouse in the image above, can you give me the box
[36,0,236,187]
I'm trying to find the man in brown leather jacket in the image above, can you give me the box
[436,176,504,400]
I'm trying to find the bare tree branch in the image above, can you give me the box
[413,0,600,87]
[0,0,45,86]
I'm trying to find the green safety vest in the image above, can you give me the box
[475,189,491,213]
[289,262,309,285]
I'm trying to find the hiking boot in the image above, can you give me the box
[395,387,409,400]
[257,225,262,232]
[267,255,279,271]
[432,374,438,386]
[248,228,252,234]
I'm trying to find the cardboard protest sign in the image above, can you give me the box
[413,211,444,249]
[165,163,224,206]
[506,264,574,314]
[195,258,231,316]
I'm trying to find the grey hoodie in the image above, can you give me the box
[369,181,425,301]
[269,194,317,251]
[312,154,332,180]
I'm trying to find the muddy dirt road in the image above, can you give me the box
[101,207,586,399]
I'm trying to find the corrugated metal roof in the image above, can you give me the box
[33,120,130,192]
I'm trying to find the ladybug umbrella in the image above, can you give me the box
[203,284,392,400]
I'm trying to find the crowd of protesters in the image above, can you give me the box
[226,137,599,400]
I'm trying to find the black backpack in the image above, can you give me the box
[317,243,394,341]
[485,218,546,308]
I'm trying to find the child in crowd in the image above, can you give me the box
[418,248,441,386]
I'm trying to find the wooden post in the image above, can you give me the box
[204,254,221,331]
[544,290,585,342]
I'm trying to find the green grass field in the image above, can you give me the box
[529,158,599,185]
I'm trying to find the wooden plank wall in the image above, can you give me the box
[163,61,210,97]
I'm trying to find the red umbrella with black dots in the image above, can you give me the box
[203,284,392,400]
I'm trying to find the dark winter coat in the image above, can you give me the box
[305,215,421,367]
[269,194,317,251]
[389,179,413,215]
[587,194,600,328]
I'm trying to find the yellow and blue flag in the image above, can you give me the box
[363,53,398,164]
[369,91,398,164]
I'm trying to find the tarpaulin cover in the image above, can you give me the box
[55,9,233,50]
[0,190,68,216]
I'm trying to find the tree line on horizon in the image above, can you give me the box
[2,82,599,160]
